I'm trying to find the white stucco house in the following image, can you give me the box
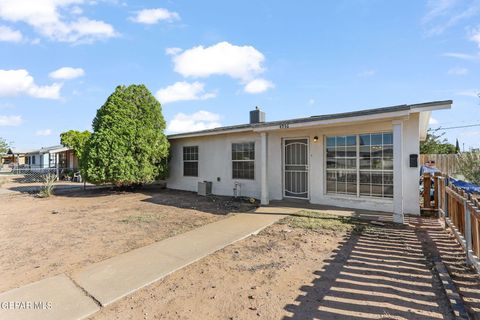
[167,100,452,222]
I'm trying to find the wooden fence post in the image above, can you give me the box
[465,194,472,266]
[423,173,431,209]
[444,178,449,219]
[433,172,440,210]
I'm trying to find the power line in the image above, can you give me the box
[432,123,480,130]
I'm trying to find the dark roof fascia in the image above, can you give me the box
[167,100,452,139]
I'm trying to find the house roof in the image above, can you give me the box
[168,100,452,139]
[25,145,69,155]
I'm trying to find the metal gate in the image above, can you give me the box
[284,138,309,199]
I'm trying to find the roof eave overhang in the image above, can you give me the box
[168,127,254,140]
[414,101,452,141]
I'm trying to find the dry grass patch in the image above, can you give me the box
[279,210,363,233]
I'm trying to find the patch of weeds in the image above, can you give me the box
[119,214,160,224]
[237,261,285,272]
[279,210,363,233]
[0,177,8,187]
[38,173,56,198]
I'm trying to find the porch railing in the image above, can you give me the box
[422,172,480,273]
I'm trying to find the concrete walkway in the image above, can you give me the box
[0,212,283,320]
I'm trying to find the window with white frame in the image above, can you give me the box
[326,132,393,198]
[183,146,198,177]
[232,142,255,180]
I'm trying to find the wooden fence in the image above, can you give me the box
[421,172,480,273]
[419,154,459,176]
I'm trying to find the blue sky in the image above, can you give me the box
[0,0,479,150]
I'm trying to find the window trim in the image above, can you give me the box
[231,141,255,180]
[183,145,199,177]
[324,132,394,200]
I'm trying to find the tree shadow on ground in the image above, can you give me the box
[7,184,258,216]
[5,184,88,195]
[283,220,456,320]
[139,188,258,215]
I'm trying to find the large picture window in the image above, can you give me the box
[232,142,255,180]
[183,146,198,177]
[326,132,393,198]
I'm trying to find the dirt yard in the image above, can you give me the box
[91,212,456,320]
[0,187,255,292]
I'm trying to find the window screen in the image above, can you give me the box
[183,146,198,177]
[232,142,255,180]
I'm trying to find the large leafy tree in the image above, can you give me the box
[0,137,9,154]
[82,85,169,186]
[60,130,91,167]
[420,129,456,154]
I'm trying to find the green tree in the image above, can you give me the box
[455,139,461,154]
[82,85,169,186]
[457,151,480,185]
[0,137,9,154]
[60,130,91,167]
[420,129,456,154]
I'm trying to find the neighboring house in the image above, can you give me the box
[1,149,27,166]
[167,100,452,218]
[24,145,78,170]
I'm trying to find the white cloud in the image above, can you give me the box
[429,117,439,125]
[0,0,117,43]
[456,90,479,97]
[422,0,457,24]
[0,69,61,99]
[35,128,52,136]
[0,115,22,126]
[165,47,182,56]
[49,67,84,79]
[167,110,221,133]
[155,81,216,104]
[130,8,179,24]
[357,69,376,77]
[447,67,468,75]
[171,41,266,81]
[442,52,480,60]
[244,78,274,94]
[422,0,480,35]
[0,25,22,42]
[308,98,315,106]
[469,27,480,47]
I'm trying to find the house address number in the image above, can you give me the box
[279,123,290,129]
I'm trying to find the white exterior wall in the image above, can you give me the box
[167,116,421,215]
[168,132,262,199]
[402,114,420,215]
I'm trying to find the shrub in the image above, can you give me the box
[38,173,56,198]
[457,151,480,185]
[82,85,169,187]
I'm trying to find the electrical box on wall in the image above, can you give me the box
[409,154,418,168]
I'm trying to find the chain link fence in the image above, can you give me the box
[0,167,82,194]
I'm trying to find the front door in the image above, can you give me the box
[283,138,309,199]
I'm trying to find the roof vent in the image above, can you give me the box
[250,106,265,124]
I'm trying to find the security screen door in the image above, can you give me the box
[284,138,309,199]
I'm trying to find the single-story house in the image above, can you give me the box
[24,145,78,170]
[167,100,452,222]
